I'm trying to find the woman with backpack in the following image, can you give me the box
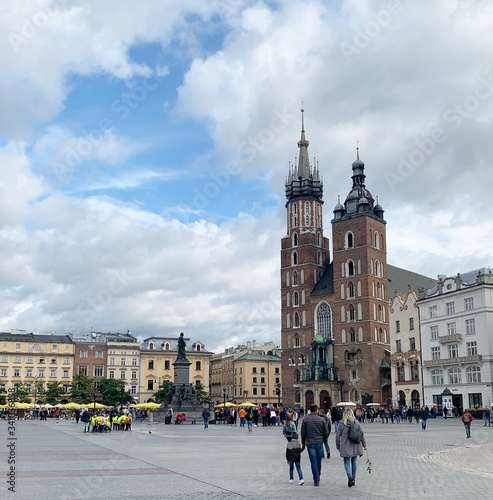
[283,412,297,441]
[335,408,367,488]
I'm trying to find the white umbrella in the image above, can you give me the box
[366,403,381,407]
[337,401,357,407]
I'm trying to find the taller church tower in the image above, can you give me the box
[280,110,331,407]
[331,150,391,404]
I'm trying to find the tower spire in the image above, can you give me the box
[297,105,311,179]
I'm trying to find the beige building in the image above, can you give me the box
[209,352,223,405]
[233,342,282,406]
[0,330,75,400]
[389,287,423,409]
[139,335,212,403]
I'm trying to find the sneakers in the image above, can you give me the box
[298,479,304,485]
[289,479,294,483]
[348,476,355,487]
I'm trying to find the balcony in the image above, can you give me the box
[438,333,462,344]
[423,354,482,368]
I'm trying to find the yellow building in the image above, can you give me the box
[0,330,75,399]
[139,336,212,403]
[233,344,282,407]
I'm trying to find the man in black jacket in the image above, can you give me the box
[301,404,328,486]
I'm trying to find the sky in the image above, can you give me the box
[1,0,492,353]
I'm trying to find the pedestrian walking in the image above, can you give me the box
[286,431,304,485]
[483,407,491,427]
[283,412,297,441]
[201,408,211,429]
[81,408,91,433]
[300,403,328,486]
[245,408,253,431]
[461,408,474,438]
[419,407,429,430]
[335,407,367,488]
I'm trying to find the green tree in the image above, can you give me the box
[154,380,173,403]
[98,379,133,407]
[12,382,31,403]
[45,382,65,405]
[70,374,94,404]
[194,381,212,405]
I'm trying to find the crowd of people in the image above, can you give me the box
[79,408,133,433]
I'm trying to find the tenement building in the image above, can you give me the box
[280,111,434,410]
[419,268,493,411]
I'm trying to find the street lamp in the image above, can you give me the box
[223,388,226,406]
[120,381,125,411]
[276,383,281,408]
[93,381,97,413]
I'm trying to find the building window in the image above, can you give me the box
[446,302,455,314]
[411,363,419,380]
[148,360,154,370]
[409,337,416,351]
[26,356,33,363]
[448,344,459,358]
[13,369,20,377]
[467,367,481,383]
[431,369,444,385]
[1,355,7,362]
[396,340,401,353]
[164,360,170,370]
[348,282,354,298]
[78,365,87,376]
[292,232,298,247]
[260,367,265,373]
[26,369,32,377]
[448,368,461,384]
[350,328,356,342]
[121,358,126,366]
[431,347,440,360]
[196,361,201,371]
[50,370,56,378]
[292,270,298,285]
[275,367,280,374]
[397,366,405,382]
[253,376,257,383]
[253,388,258,396]
[466,341,477,356]
[15,343,20,349]
[351,370,357,380]
[299,354,305,365]
[464,297,474,311]
[409,317,414,330]
[147,379,154,391]
[316,302,332,338]
[109,358,115,366]
[294,312,300,328]
[52,344,58,350]
[131,386,137,394]
[429,306,437,318]
[120,372,126,380]
[96,351,103,359]
[293,291,299,306]
[132,371,137,380]
[447,323,456,335]
[132,358,138,366]
[469,393,482,407]
[94,366,103,377]
[348,260,355,276]
[0,369,6,377]
[349,305,355,321]
[109,371,115,379]
[261,377,265,384]
[292,251,298,266]
[149,342,154,350]
[395,320,400,333]
[430,326,439,340]
[80,351,88,358]
[261,388,265,396]
[63,370,69,378]
[14,355,21,363]
[465,319,476,335]
[63,356,69,364]
[346,231,354,248]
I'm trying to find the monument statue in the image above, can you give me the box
[177,332,187,360]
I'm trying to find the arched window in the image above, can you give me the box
[305,201,310,226]
[348,282,354,298]
[292,270,298,286]
[300,269,304,283]
[378,328,384,343]
[299,354,305,365]
[316,302,332,338]
[292,251,298,266]
[294,370,301,383]
[349,305,355,321]
[358,327,363,341]
[293,291,299,306]
[342,329,347,343]
[317,232,321,246]
[294,334,300,347]
[294,312,300,328]
[287,313,291,328]
[302,333,306,346]
[195,344,201,352]
[350,328,355,342]
[318,250,322,265]
[374,231,380,249]
[149,342,154,350]
[348,260,355,276]
[346,231,354,248]
[374,260,381,277]
[292,232,298,247]
[377,305,383,321]
[289,355,295,366]
[287,334,291,348]
[164,343,170,351]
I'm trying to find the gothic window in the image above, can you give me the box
[374,260,381,277]
[302,290,305,304]
[302,311,306,326]
[377,305,383,321]
[292,232,298,247]
[350,328,355,342]
[316,302,332,338]
[345,350,350,362]
[374,231,380,249]
[357,303,362,320]
[289,355,295,365]
[346,231,354,248]
[287,314,291,328]
[293,270,298,286]
[302,333,306,346]
[294,370,301,383]
[294,312,300,328]
[317,250,322,265]
[317,232,321,246]
[358,327,363,341]
[299,354,305,365]
[305,202,310,226]
[287,334,291,348]
[342,329,346,343]
[286,293,290,307]
[300,269,305,283]
[376,283,382,299]
[294,334,300,347]
[357,281,362,296]
[292,251,298,266]
[348,281,354,298]
[286,272,290,286]
[293,291,299,306]
[347,260,355,276]
[378,328,384,343]
[349,305,355,321]
[341,306,345,322]
[341,283,345,299]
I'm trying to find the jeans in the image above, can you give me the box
[343,456,358,479]
[289,461,303,480]
[464,424,471,437]
[83,422,90,432]
[333,421,340,432]
[306,443,324,484]
[247,420,253,431]
[203,418,209,428]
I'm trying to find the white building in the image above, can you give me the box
[419,268,493,411]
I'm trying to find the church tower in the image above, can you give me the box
[280,109,331,407]
[331,150,391,404]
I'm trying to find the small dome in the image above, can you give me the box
[358,196,369,205]
[352,157,365,169]
[374,203,383,211]
[333,202,345,212]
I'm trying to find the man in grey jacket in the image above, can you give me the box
[301,404,329,486]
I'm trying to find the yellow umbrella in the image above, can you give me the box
[134,402,161,409]
[14,402,31,409]
[91,402,108,409]
[59,402,82,410]
[238,402,258,408]
[216,402,236,408]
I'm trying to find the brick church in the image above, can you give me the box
[280,110,433,410]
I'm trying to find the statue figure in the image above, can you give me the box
[177,332,187,360]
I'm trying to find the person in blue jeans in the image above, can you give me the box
[286,432,304,485]
[301,403,329,486]
[336,408,367,487]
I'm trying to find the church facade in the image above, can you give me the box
[280,111,391,410]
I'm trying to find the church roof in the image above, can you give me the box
[387,265,436,296]
[311,262,334,296]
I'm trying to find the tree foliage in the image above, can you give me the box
[98,378,133,407]
[45,382,65,405]
[154,380,173,403]
[70,374,94,404]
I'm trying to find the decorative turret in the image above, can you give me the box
[285,108,323,202]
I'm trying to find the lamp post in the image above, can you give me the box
[93,381,97,414]
[120,381,125,411]
[276,383,281,408]
[223,388,226,407]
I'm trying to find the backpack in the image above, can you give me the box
[462,413,470,423]
[347,421,363,444]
